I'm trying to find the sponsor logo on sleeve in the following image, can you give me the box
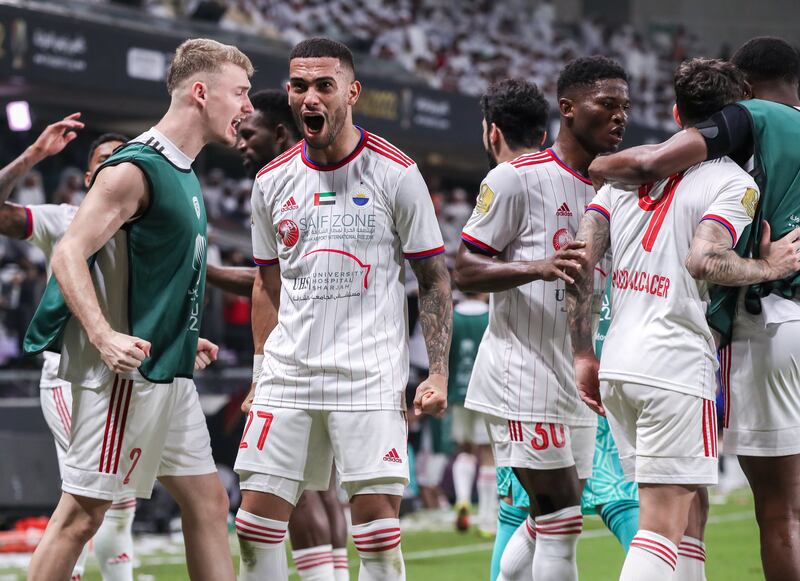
[475,183,494,214]
[277,219,300,247]
[741,187,758,219]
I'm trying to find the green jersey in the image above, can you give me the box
[707,99,800,343]
[447,300,489,404]
[24,129,207,383]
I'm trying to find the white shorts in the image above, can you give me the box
[484,414,596,479]
[722,312,800,457]
[451,405,490,445]
[62,375,216,501]
[235,406,409,504]
[601,381,718,485]
[40,385,73,474]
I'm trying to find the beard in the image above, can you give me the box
[485,147,498,170]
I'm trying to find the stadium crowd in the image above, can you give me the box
[97,0,715,131]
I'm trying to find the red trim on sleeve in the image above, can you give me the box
[701,214,737,245]
[24,206,33,240]
[461,233,500,256]
[586,204,611,220]
[404,245,445,260]
[253,257,279,266]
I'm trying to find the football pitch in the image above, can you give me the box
[0,490,762,580]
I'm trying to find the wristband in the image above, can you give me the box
[252,354,264,384]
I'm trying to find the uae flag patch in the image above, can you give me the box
[314,191,336,206]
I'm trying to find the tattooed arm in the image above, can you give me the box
[410,254,453,417]
[565,211,611,415]
[0,113,84,239]
[686,220,800,285]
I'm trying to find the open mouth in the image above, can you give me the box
[231,117,243,133]
[609,126,625,142]
[303,112,325,135]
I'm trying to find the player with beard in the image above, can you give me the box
[207,89,351,580]
[587,37,800,581]
[454,58,628,580]
[24,39,253,580]
[233,38,451,581]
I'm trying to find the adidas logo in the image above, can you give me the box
[383,448,403,463]
[556,202,573,216]
[281,196,299,212]
[108,553,132,565]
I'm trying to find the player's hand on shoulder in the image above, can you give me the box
[760,221,800,281]
[242,382,256,414]
[414,373,447,418]
[574,354,604,416]
[93,328,151,374]
[535,240,586,284]
[195,337,219,370]
[28,113,84,163]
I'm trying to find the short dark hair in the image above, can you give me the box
[87,133,128,167]
[289,37,355,76]
[732,36,800,85]
[481,79,548,149]
[557,56,628,98]
[250,89,300,141]
[674,58,748,126]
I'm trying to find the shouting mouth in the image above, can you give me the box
[609,126,625,143]
[303,112,326,136]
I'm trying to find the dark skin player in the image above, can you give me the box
[588,37,800,581]
[455,58,629,517]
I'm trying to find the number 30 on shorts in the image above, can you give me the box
[509,420,566,450]
[239,411,274,450]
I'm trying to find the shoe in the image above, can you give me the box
[455,502,470,532]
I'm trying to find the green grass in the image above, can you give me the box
[0,490,762,580]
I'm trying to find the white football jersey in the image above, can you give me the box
[590,157,758,399]
[25,203,77,388]
[251,129,444,411]
[462,149,608,425]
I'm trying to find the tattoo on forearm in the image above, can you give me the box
[567,213,610,355]
[0,154,33,204]
[688,221,770,286]
[411,254,453,376]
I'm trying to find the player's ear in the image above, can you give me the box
[347,80,361,107]
[190,80,208,109]
[489,122,502,146]
[559,97,574,119]
[83,170,92,189]
[742,80,753,100]
[539,130,548,147]
[672,103,683,129]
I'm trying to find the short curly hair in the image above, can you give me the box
[480,79,549,150]
[557,56,628,98]
[674,58,748,126]
[732,36,800,85]
[290,37,355,76]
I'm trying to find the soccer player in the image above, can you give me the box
[23,38,254,581]
[454,59,629,580]
[234,38,451,581]
[208,89,352,580]
[587,37,800,580]
[447,292,494,534]
[567,58,800,581]
[0,118,137,581]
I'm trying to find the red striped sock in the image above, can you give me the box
[352,518,405,580]
[292,544,334,580]
[622,530,678,580]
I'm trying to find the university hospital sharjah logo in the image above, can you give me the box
[278,219,300,248]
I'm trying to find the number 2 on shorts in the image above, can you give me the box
[239,410,274,451]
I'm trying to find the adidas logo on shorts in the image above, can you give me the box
[383,448,403,463]
[556,202,573,216]
[281,196,299,212]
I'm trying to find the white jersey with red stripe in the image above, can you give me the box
[24,203,77,389]
[251,128,444,411]
[461,148,608,425]
[589,157,758,399]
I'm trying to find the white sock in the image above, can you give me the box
[292,544,335,580]
[352,518,405,580]
[452,453,478,505]
[675,536,706,581]
[72,542,89,580]
[497,515,536,580]
[623,530,678,580]
[94,499,135,581]
[532,505,583,581]
[333,547,350,581]
[477,465,497,532]
[235,509,289,580]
